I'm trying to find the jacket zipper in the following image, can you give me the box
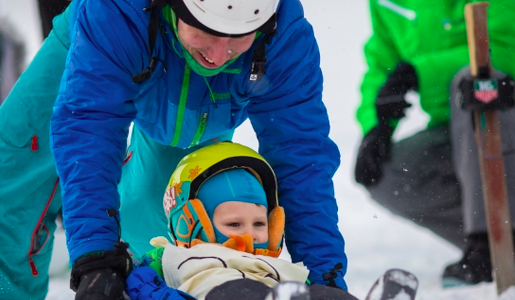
[28,177,60,276]
[189,113,208,147]
[171,64,192,147]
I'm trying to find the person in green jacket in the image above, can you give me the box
[354,0,515,287]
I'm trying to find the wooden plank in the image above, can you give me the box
[465,2,515,294]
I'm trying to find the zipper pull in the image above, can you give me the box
[31,135,38,152]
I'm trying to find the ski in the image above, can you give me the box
[265,281,310,300]
[206,269,418,300]
[464,2,515,294]
[365,269,418,300]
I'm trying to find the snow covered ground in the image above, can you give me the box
[1,0,515,299]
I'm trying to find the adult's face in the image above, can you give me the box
[177,19,256,68]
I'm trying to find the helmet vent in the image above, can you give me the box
[228,5,232,9]
[254,9,259,14]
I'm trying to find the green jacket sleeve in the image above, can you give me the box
[357,0,515,137]
[357,0,402,135]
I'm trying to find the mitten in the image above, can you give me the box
[376,62,417,123]
[354,125,393,186]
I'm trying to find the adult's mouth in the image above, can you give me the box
[196,51,219,68]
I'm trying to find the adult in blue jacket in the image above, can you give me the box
[0,0,347,299]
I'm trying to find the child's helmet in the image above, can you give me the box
[164,142,284,256]
[169,0,279,36]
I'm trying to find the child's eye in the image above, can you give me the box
[227,222,240,227]
[254,222,266,227]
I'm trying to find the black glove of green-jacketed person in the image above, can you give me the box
[354,62,418,186]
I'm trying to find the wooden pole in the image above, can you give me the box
[465,2,515,294]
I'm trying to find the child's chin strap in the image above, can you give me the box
[151,233,282,258]
[189,233,282,258]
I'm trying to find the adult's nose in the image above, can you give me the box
[206,37,233,66]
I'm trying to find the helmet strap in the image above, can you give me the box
[170,199,216,247]
[249,28,277,82]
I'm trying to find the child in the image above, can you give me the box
[126,142,357,300]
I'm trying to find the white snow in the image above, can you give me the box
[1,0,514,299]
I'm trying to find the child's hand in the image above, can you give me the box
[126,266,195,300]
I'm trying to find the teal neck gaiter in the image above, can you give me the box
[162,7,239,77]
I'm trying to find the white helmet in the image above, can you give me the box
[170,0,279,36]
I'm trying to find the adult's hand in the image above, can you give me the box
[354,125,393,186]
[70,242,132,300]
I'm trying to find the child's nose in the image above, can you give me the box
[248,228,258,241]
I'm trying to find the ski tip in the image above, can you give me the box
[385,269,419,290]
[365,268,418,300]
[265,281,310,300]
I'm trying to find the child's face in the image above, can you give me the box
[213,201,268,243]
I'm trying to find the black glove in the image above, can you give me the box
[71,242,133,300]
[354,124,393,186]
[376,62,417,123]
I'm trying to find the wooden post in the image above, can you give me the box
[465,2,515,294]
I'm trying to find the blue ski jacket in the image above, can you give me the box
[50,0,347,287]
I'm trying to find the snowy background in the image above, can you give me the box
[1,0,515,299]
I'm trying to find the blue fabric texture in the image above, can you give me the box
[50,0,347,289]
[126,266,195,300]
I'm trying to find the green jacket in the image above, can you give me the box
[357,0,515,135]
